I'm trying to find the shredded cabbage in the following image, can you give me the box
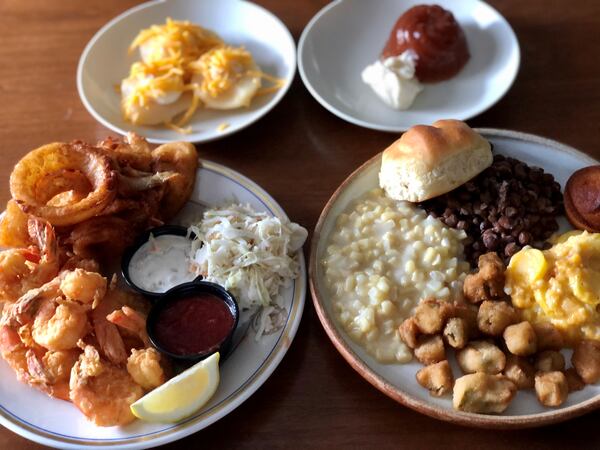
[189,204,307,323]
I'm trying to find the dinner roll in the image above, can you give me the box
[379,120,492,202]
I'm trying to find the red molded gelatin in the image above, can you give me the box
[381,4,470,83]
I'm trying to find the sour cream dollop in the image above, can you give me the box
[361,51,423,110]
[128,234,196,293]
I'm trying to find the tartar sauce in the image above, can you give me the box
[361,51,423,110]
[128,234,196,293]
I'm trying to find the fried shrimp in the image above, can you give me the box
[106,305,168,390]
[92,286,128,365]
[0,325,29,380]
[0,199,31,247]
[2,271,93,352]
[127,348,166,390]
[0,217,59,303]
[32,301,89,351]
[69,344,143,426]
[26,349,81,400]
[10,142,118,226]
[151,141,198,220]
[59,269,107,308]
[107,306,150,347]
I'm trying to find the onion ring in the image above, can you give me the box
[10,142,117,226]
[67,216,135,261]
[34,169,92,204]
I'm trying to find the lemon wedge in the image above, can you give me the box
[131,352,220,423]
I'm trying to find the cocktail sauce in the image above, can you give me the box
[381,5,470,83]
[153,293,234,355]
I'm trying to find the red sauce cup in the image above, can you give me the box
[146,281,240,364]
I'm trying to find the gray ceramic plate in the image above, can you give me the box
[309,129,599,428]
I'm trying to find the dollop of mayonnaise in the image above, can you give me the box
[128,234,197,293]
[361,51,423,110]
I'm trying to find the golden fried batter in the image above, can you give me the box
[416,360,454,397]
[477,300,518,336]
[503,355,535,390]
[453,373,516,413]
[503,321,537,356]
[464,253,506,303]
[414,335,445,365]
[572,339,600,384]
[535,371,568,407]
[457,340,506,375]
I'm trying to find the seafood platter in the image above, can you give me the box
[310,120,600,427]
[0,133,307,447]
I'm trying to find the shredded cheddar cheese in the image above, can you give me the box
[129,18,223,66]
[189,46,254,98]
[120,18,285,131]
[217,122,230,132]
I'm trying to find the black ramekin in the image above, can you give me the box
[146,281,240,364]
[121,225,200,301]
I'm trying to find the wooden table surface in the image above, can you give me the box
[1,0,600,448]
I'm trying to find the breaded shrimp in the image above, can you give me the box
[59,269,107,309]
[69,344,143,427]
[0,217,59,303]
[31,301,89,351]
[127,348,166,390]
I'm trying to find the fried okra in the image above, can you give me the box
[535,371,568,407]
[457,340,506,375]
[534,351,565,373]
[503,355,535,390]
[416,360,454,397]
[443,317,469,349]
[398,317,420,349]
[463,253,505,304]
[414,335,445,365]
[452,302,480,337]
[572,339,600,384]
[453,373,517,414]
[532,323,564,351]
[503,321,537,356]
[477,300,517,336]
[413,299,454,334]
[564,368,585,393]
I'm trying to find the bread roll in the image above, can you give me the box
[379,120,492,202]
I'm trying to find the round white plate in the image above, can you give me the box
[0,160,306,448]
[298,0,520,132]
[77,0,296,144]
[310,130,600,428]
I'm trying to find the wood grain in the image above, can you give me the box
[1,0,600,448]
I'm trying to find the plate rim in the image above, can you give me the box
[76,0,297,144]
[308,128,600,429]
[0,159,307,448]
[297,0,521,132]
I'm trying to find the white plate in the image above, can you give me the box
[0,160,306,448]
[77,0,296,144]
[298,0,520,132]
[309,130,600,428]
